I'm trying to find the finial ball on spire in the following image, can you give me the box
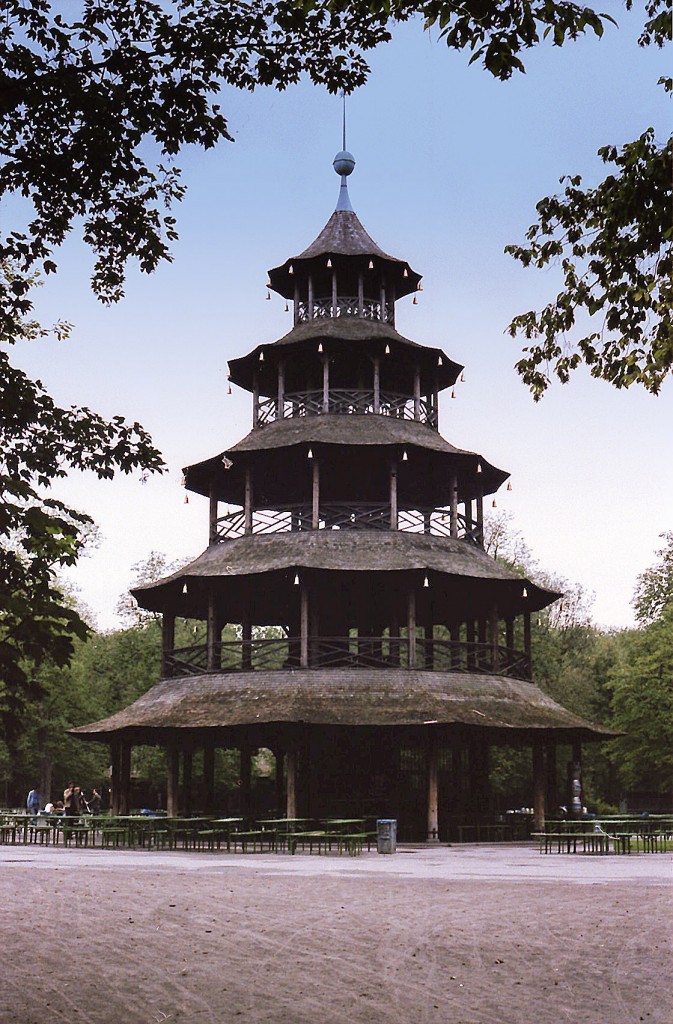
[333,150,355,176]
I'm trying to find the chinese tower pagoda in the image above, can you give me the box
[74,150,611,839]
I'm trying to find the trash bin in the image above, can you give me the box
[376,819,397,854]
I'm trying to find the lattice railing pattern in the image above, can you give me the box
[295,296,395,324]
[163,638,531,680]
[256,390,436,427]
[216,502,475,541]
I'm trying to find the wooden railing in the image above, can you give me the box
[256,389,437,427]
[163,638,531,680]
[216,502,480,542]
[295,295,395,325]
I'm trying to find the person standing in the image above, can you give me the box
[88,788,102,815]
[63,782,78,817]
[26,787,40,822]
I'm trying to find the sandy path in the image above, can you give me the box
[1,846,670,1024]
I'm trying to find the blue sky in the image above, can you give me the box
[11,8,671,630]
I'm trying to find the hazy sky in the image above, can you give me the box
[11,9,671,631]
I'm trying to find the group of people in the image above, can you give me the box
[26,784,103,821]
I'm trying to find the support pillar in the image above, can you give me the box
[244,467,253,535]
[286,747,297,819]
[207,587,218,671]
[240,746,252,817]
[274,750,285,816]
[110,740,121,815]
[570,741,583,818]
[357,272,364,317]
[322,356,330,413]
[277,360,285,418]
[167,748,180,817]
[161,612,175,678]
[407,588,417,668]
[203,740,215,815]
[182,750,193,816]
[300,582,309,668]
[308,273,314,319]
[118,741,131,816]
[209,483,218,546]
[545,742,557,818]
[476,494,484,546]
[389,460,398,529]
[532,742,546,832]
[311,456,320,530]
[252,371,259,428]
[426,729,440,843]
[449,471,459,538]
[523,610,532,673]
[413,366,421,421]
[489,605,500,673]
[373,357,380,414]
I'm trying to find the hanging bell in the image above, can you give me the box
[182,583,188,594]
[318,343,323,353]
[227,385,232,395]
[184,495,189,504]
[327,258,332,268]
[522,587,528,598]
[476,463,482,474]
[403,267,409,278]
[402,450,409,462]
[412,296,418,305]
[423,575,430,588]
[460,373,465,383]
[259,350,264,362]
[284,303,289,312]
[384,344,390,355]
[451,390,456,399]
[266,289,271,300]
[368,260,374,270]
[492,499,497,508]
[293,574,300,586]
[438,356,443,366]
[507,481,512,491]
[288,264,294,275]
[307,448,313,459]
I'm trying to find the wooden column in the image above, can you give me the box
[380,283,386,322]
[118,741,131,816]
[308,273,314,319]
[505,617,514,651]
[244,466,253,535]
[450,622,460,668]
[209,483,218,546]
[322,356,330,413]
[532,742,546,831]
[161,612,175,679]
[240,746,252,817]
[293,282,299,326]
[311,456,320,530]
[286,747,297,819]
[476,494,484,546]
[464,498,472,540]
[373,357,380,414]
[274,750,285,815]
[300,582,309,668]
[332,269,338,316]
[167,748,180,817]
[110,740,121,815]
[466,620,476,670]
[426,729,440,843]
[449,471,459,538]
[207,587,218,671]
[182,750,193,816]
[242,606,252,670]
[489,605,500,673]
[389,460,398,529]
[358,271,364,316]
[277,360,285,419]
[570,741,583,818]
[252,371,259,428]
[545,742,557,818]
[203,740,215,815]
[413,366,421,421]
[407,588,417,668]
[523,611,532,667]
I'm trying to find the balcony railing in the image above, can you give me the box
[163,637,530,680]
[216,502,483,544]
[295,296,395,325]
[256,389,437,428]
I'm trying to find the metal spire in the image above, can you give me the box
[333,90,355,212]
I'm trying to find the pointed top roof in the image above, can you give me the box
[268,150,422,300]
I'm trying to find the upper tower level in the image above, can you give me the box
[267,150,421,328]
[228,152,462,431]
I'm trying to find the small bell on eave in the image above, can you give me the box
[184,495,189,504]
[507,481,512,491]
[266,289,271,300]
[492,499,497,508]
[412,296,418,305]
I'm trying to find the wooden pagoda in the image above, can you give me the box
[73,151,612,839]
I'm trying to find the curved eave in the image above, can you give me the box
[131,533,558,615]
[183,416,508,502]
[69,669,615,740]
[228,319,461,393]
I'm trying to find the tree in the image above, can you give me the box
[632,530,673,626]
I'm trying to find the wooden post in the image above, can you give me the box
[161,612,175,679]
[207,587,218,671]
[450,622,461,668]
[252,371,259,428]
[182,750,193,816]
[505,617,514,651]
[380,283,386,322]
[373,357,380,414]
[311,456,320,530]
[308,273,314,320]
[407,588,417,668]
[389,460,398,529]
[464,498,472,541]
[286,746,297,819]
[532,742,546,831]
[571,741,583,818]
[242,607,252,670]
[449,471,459,538]
[322,356,330,413]
[274,750,285,815]
[209,482,218,546]
[332,269,338,317]
[203,741,215,815]
[293,282,299,326]
[119,742,131,815]
[413,366,421,421]
[240,746,252,817]
[110,740,121,815]
[244,467,253,535]
[358,271,364,316]
[545,743,557,818]
[277,360,285,419]
[523,611,532,664]
[466,620,476,670]
[300,582,309,668]
[489,605,500,673]
[427,729,440,843]
[167,748,180,817]
[476,494,484,546]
